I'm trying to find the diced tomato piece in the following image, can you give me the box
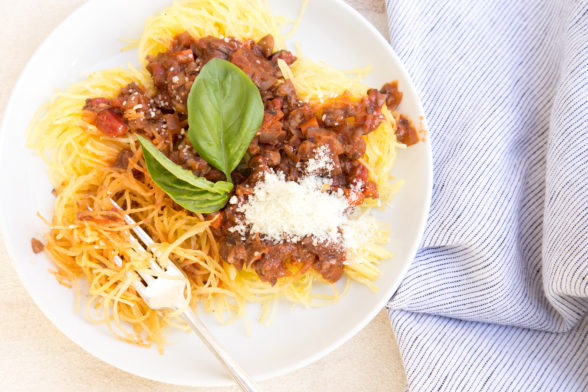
[349,164,369,185]
[95,110,128,137]
[300,117,319,134]
[88,97,111,107]
[84,97,112,112]
[85,97,123,110]
[363,181,379,199]
[170,49,194,63]
[344,188,365,207]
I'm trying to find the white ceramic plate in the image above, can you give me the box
[0,0,431,387]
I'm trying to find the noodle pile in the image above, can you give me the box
[28,0,404,351]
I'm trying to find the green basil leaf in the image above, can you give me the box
[187,58,264,182]
[137,135,232,213]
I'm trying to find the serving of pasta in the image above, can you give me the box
[24,0,421,354]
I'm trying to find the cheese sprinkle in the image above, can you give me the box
[229,170,378,261]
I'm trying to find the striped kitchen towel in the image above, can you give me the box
[384,0,588,390]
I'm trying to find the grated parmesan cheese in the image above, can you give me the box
[229,169,378,262]
[230,171,345,244]
[305,145,334,175]
[342,212,379,264]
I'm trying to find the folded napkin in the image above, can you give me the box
[384,0,588,390]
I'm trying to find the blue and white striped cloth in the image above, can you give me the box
[384,0,588,390]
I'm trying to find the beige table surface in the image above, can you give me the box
[0,1,407,391]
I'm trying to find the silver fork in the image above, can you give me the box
[108,199,259,392]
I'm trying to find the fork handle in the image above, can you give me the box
[181,308,260,392]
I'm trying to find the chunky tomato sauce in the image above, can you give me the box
[83,33,419,284]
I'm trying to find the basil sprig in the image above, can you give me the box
[137,135,233,213]
[137,58,263,213]
[187,58,264,182]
